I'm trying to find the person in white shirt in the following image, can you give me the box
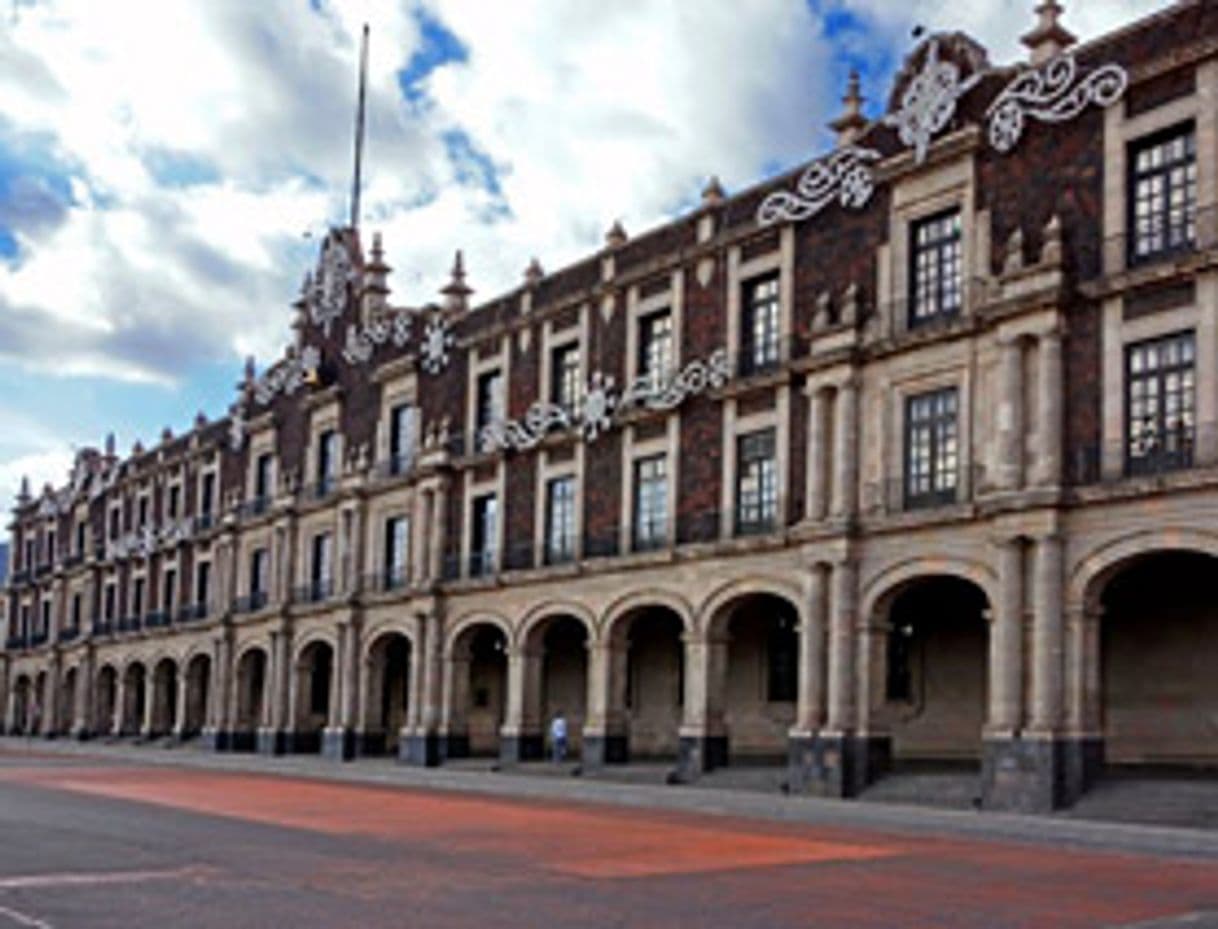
[549,710,567,763]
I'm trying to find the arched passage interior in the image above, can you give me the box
[293,641,334,753]
[446,624,507,758]
[364,632,411,756]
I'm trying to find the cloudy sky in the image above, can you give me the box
[0,0,1159,504]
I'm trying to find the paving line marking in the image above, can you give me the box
[0,865,209,890]
[0,904,52,928]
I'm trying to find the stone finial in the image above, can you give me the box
[104,432,116,457]
[524,257,544,287]
[132,440,144,456]
[841,283,860,326]
[701,176,726,207]
[194,411,208,430]
[160,426,173,444]
[17,475,30,503]
[1004,227,1025,275]
[440,249,473,312]
[243,355,256,384]
[829,70,868,147]
[605,220,628,249]
[1022,2,1076,66]
[813,291,833,330]
[1042,213,1064,265]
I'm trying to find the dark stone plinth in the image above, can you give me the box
[201,728,230,751]
[674,734,728,782]
[790,733,890,797]
[399,731,445,767]
[983,736,1096,812]
[353,731,387,757]
[321,727,357,761]
[499,733,545,765]
[581,733,629,768]
[257,729,290,756]
[71,726,93,742]
[228,730,257,753]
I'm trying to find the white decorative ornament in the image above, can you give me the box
[757,145,881,227]
[340,312,412,365]
[479,349,731,453]
[986,53,1127,154]
[309,239,355,337]
[883,37,984,165]
[254,346,321,405]
[229,404,246,451]
[421,313,455,374]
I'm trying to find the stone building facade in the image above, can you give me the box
[3,1,1217,812]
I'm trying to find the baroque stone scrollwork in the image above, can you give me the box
[884,36,985,165]
[420,312,455,374]
[479,349,730,453]
[756,145,881,227]
[308,237,355,337]
[253,345,322,406]
[340,311,413,366]
[986,53,1128,153]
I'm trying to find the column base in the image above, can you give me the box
[499,732,544,765]
[790,733,889,797]
[257,728,291,756]
[70,725,92,741]
[229,730,257,753]
[352,731,387,757]
[201,728,232,752]
[399,731,446,767]
[982,736,1099,812]
[581,732,629,768]
[321,727,357,761]
[674,734,728,782]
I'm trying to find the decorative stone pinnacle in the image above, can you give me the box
[194,411,208,429]
[1022,1,1076,66]
[701,176,726,206]
[104,432,116,457]
[524,257,544,286]
[161,426,173,444]
[17,475,29,503]
[243,355,256,384]
[441,249,473,311]
[829,69,868,146]
[605,220,628,248]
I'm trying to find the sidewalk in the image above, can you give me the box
[4,736,1218,861]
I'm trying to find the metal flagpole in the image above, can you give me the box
[349,23,369,231]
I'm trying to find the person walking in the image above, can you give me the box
[549,709,567,764]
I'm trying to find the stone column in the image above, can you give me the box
[429,483,448,582]
[341,619,360,729]
[172,667,189,739]
[72,650,93,739]
[112,671,126,736]
[795,565,828,734]
[581,641,612,766]
[204,633,231,749]
[998,338,1025,491]
[831,380,859,519]
[500,645,544,764]
[807,388,830,521]
[676,633,728,779]
[988,538,1024,734]
[43,659,60,736]
[140,669,155,738]
[0,658,10,734]
[403,610,443,765]
[321,618,358,761]
[1030,534,1064,732]
[1034,332,1064,486]
[825,560,857,733]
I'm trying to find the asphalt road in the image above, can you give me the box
[0,747,1216,929]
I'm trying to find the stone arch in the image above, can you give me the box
[514,604,596,762]
[861,556,998,625]
[94,664,118,734]
[444,611,512,659]
[11,674,32,734]
[362,626,414,756]
[233,646,269,748]
[293,631,339,667]
[1070,528,1218,612]
[181,651,211,738]
[292,638,335,751]
[149,656,179,736]
[601,589,695,644]
[698,575,807,639]
[517,600,597,650]
[360,619,416,665]
[120,660,147,736]
[443,616,509,758]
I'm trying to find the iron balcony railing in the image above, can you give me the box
[115,615,142,634]
[5,634,28,651]
[232,592,268,615]
[373,453,417,481]
[59,625,80,643]
[236,496,271,520]
[1068,423,1214,486]
[193,512,216,533]
[176,603,209,624]
[30,629,49,646]
[867,463,985,514]
[293,579,335,605]
[144,611,171,629]
[359,571,409,595]
[92,618,113,637]
[1089,203,1218,276]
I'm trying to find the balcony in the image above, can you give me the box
[731,335,797,382]
[34,562,52,578]
[194,512,216,533]
[374,453,416,481]
[8,568,31,586]
[5,634,29,651]
[1069,424,1213,486]
[307,477,336,501]
[869,464,982,514]
[144,611,171,629]
[62,552,85,570]
[176,603,209,624]
[232,591,269,615]
[467,550,498,579]
[59,625,80,643]
[236,496,271,520]
[92,618,114,637]
[115,615,143,634]
[30,629,48,647]
[293,579,335,606]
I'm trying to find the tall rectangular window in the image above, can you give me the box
[104,584,116,622]
[254,453,273,505]
[632,455,668,550]
[311,533,333,601]
[162,568,176,614]
[475,370,504,452]
[741,275,780,375]
[1126,331,1195,475]
[137,496,149,528]
[317,430,337,494]
[132,577,145,620]
[1129,124,1196,264]
[545,476,577,565]
[470,494,498,577]
[195,561,211,611]
[24,539,34,569]
[735,429,777,534]
[71,593,82,630]
[638,310,674,385]
[76,520,86,555]
[45,529,55,564]
[383,516,409,588]
[389,403,417,474]
[905,387,959,508]
[910,209,963,326]
[167,484,181,520]
[249,548,268,608]
[551,343,582,414]
[40,599,50,634]
[200,473,216,521]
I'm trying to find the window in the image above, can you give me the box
[167,484,181,520]
[551,343,582,414]
[909,209,963,326]
[137,496,149,528]
[162,568,176,613]
[632,455,668,550]
[254,453,273,507]
[200,472,216,520]
[389,403,418,474]
[40,599,50,634]
[638,310,674,385]
[1129,124,1196,264]
[545,476,577,564]
[45,530,55,564]
[23,539,33,570]
[104,584,116,622]
[19,605,29,638]
[470,494,498,576]
[767,617,798,703]
[904,387,959,508]
[741,275,780,375]
[132,577,145,620]
[310,533,333,601]
[249,548,269,607]
[383,516,409,588]
[736,429,777,534]
[71,593,82,630]
[475,370,504,452]
[1126,331,1195,475]
[316,430,337,495]
[75,521,86,555]
[195,561,211,610]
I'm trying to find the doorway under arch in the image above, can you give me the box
[292,640,334,753]
[363,632,412,756]
[445,623,507,759]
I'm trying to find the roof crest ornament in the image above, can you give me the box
[883,35,986,165]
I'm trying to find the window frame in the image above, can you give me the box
[632,454,668,551]
[1127,121,1197,266]
[740,274,781,376]
[903,386,960,509]
[908,208,964,328]
[544,475,577,565]
[735,428,778,535]
[1124,329,1196,475]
